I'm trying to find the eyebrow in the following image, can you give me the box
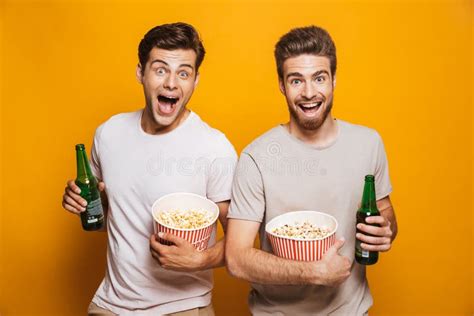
[313,70,330,77]
[150,59,194,70]
[286,70,330,80]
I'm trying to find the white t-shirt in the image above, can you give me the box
[89,110,237,315]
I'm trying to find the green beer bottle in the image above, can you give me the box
[355,175,380,265]
[75,144,104,231]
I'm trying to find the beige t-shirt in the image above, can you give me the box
[228,120,392,316]
[89,110,237,315]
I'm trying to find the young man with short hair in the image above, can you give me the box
[62,22,236,315]
[226,26,398,315]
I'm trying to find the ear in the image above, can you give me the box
[136,64,143,84]
[279,79,285,95]
[332,76,337,89]
[194,72,200,88]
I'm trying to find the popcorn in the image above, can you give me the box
[158,209,213,229]
[272,221,330,239]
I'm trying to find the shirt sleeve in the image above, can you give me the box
[374,133,392,200]
[227,152,266,222]
[90,125,103,181]
[206,135,238,203]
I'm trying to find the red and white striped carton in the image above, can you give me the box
[152,193,219,252]
[265,211,338,261]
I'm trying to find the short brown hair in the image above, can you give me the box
[138,22,205,74]
[274,26,337,80]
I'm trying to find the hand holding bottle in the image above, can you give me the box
[61,144,106,231]
[355,175,394,264]
[356,215,393,252]
[62,180,105,215]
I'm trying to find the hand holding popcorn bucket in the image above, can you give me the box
[151,193,219,251]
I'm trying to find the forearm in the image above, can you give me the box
[227,247,318,285]
[197,200,230,269]
[199,238,225,269]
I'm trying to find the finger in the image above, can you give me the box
[326,238,345,254]
[98,182,106,192]
[149,236,161,255]
[63,195,86,212]
[150,244,159,258]
[356,233,390,245]
[357,224,391,237]
[344,256,354,269]
[150,234,169,254]
[341,257,352,276]
[150,247,162,263]
[67,180,81,194]
[65,188,87,206]
[62,201,82,215]
[364,216,388,226]
[335,237,345,249]
[150,234,162,250]
[157,232,187,247]
[360,242,391,252]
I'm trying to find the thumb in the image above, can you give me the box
[98,182,106,192]
[329,238,345,253]
[158,232,185,247]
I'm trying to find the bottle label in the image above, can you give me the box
[361,250,369,258]
[86,198,103,216]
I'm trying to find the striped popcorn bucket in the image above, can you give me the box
[152,193,219,252]
[265,211,338,261]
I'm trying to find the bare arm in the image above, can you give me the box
[356,196,397,251]
[225,218,351,286]
[194,200,230,269]
[150,200,230,271]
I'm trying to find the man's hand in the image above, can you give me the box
[311,239,352,287]
[226,218,352,286]
[356,215,393,252]
[61,180,106,215]
[149,232,205,272]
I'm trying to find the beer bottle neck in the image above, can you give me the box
[76,148,93,182]
[361,178,378,213]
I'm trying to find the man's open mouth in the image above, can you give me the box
[298,101,322,114]
[157,95,180,115]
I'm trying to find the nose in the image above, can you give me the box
[164,73,177,90]
[302,82,317,100]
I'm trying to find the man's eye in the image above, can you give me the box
[156,68,166,75]
[179,71,189,78]
[291,79,302,85]
[316,76,325,82]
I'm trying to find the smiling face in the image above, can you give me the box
[136,47,199,134]
[280,54,335,132]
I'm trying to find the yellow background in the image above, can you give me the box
[1,0,472,315]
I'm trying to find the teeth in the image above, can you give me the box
[299,102,322,109]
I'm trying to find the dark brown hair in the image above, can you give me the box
[274,26,337,80]
[138,22,205,74]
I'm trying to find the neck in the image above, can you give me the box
[285,114,338,147]
[141,107,190,135]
